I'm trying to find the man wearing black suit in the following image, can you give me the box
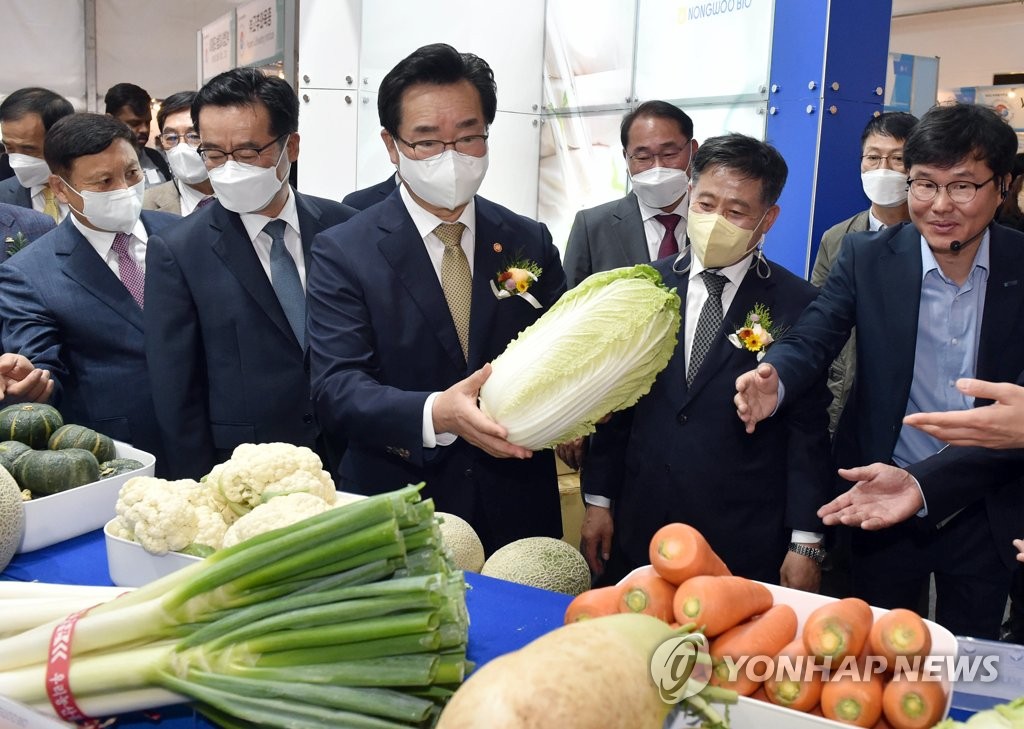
[582,134,832,588]
[0,202,55,262]
[0,88,74,222]
[342,175,398,210]
[104,83,172,186]
[736,103,1024,639]
[307,44,566,553]
[0,113,179,465]
[145,68,356,480]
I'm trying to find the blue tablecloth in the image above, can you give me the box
[1,531,573,728]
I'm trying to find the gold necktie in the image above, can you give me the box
[435,222,471,360]
[42,185,60,223]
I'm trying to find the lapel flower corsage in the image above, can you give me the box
[727,303,783,361]
[490,255,543,309]
[4,232,30,258]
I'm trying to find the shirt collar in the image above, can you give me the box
[919,228,991,282]
[69,211,148,256]
[399,183,477,239]
[635,191,689,223]
[868,209,886,232]
[240,185,300,241]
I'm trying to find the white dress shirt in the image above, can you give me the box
[238,185,306,289]
[396,184,478,450]
[637,194,688,261]
[176,180,214,216]
[70,212,148,276]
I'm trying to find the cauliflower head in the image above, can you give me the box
[115,477,202,555]
[222,492,331,548]
[204,443,335,522]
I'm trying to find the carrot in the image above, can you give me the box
[710,604,798,696]
[673,575,773,637]
[764,638,825,713]
[617,566,676,622]
[869,609,932,672]
[820,670,884,727]
[803,597,874,662]
[649,523,731,584]
[563,585,622,624]
[881,675,946,729]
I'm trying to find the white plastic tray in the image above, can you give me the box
[617,570,958,728]
[105,490,367,587]
[17,441,155,553]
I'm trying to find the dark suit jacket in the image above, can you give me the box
[0,211,180,467]
[0,176,32,209]
[563,193,650,287]
[0,203,55,262]
[583,255,832,582]
[307,190,567,552]
[766,222,1024,569]
[341,176,397,211]
[144,193,356,480]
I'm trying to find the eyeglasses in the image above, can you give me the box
[197,133,289,165]
[862,154,906,172]
[628,147,689,170]
[395,133,488,160]
[158,132,201,150]
[908,176,996,204]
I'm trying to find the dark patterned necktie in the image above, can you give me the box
[263,219,305,346]
[654,213,681,258]
[687,271,726,386]
[112,233,144,308]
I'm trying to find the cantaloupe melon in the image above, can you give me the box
[0,464,24,570]
[436,512,485,573]
[481,536,591,595]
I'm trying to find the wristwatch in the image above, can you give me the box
[788,542,827,565]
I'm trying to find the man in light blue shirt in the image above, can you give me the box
[734,102,1024,639]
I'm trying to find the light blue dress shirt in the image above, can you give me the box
[892,233,990,467]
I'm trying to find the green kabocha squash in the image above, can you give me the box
[12,448,100,496]
[49,424,116,462]
[0,403,63,449]
[98,458,144,479]
[0,440,31,473]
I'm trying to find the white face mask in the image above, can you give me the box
[630,166,689,209]
[207,141,288,214]
[8,153,52,188]
[61,178,145,233]
[687,209,766,269]
[395,147,488,211]
[1016,189,1024,213]
[166,143,209,184]
[861,169,908,207]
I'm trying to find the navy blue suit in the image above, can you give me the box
[0,203,55,262]
[764,222,1024,638]
[0,211,180,467]
[0,177,32,209]
[307,190,566,552]
[341,176,396,211]
[583,255,832,584]
[144,193,356,480]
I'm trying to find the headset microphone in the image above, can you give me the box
[947,221,991,253]
[950,240,964,252]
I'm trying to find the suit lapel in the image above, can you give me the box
[295,192,324,271]
[376,196,466,371]
[978,226,1024,385]
[467,201,506,370]
[55,220,144,332]
[878,225,923,395]
[208,205,297,345]
[612,194,650,264]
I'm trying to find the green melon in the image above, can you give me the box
[0,465,24,570]
[13,448,100,496]
[49,424,116,462]
[480,536,592,596]
[98,458,144,479]
[0,440,31,473]
[0,403,63,449]
[436,512,485,572]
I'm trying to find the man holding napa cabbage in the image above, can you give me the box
[581,134,833,591]
[306,44,566,554]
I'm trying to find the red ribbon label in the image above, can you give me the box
[46,609,90,723]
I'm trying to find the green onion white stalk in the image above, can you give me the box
[0,484,469,728]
